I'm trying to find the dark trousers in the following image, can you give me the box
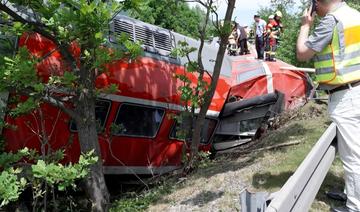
[255,35,264,59]
[239,39,249,55]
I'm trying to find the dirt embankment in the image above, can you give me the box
[145,101,340,212]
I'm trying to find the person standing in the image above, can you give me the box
[265,15,278,61]
[227,22,239,56]
[238,24,249,55]
[297,0,360,211]
[274,11,284,44]
[254,15,266,60]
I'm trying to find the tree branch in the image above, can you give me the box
[0,2,55,41]
[41,95,80,121]
[0,2,80,73]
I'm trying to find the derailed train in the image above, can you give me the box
[0,15,312,175]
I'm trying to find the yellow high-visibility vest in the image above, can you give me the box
[314,3,360,85]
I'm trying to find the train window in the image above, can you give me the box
[112,104,165,138]
[170,118,217,144]
[70,100,111,132]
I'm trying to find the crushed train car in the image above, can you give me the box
[0,14,312,174]
[213,57,313,151]
[0,15,233,175]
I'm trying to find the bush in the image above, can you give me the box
[0,148,97,211]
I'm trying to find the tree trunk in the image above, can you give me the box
[188,0,236,169]
[76,96,109,212]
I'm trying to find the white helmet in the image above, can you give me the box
[268,15,275,20]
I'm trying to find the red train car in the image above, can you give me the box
[1,15,234,175]
[0,14,312,173]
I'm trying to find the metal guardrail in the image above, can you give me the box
[241,123,337,212]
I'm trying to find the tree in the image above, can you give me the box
[0,1,141,211]
[347,0,360,11]
[173,0,236,171]
[127,0,214,39]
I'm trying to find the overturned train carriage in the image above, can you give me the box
[0,14,312,174]
[1,15,234,175]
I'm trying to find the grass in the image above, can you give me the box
[250,102,345,211]
[109,152,215,212]
[110,179,179,212]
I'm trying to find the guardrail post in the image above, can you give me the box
[240,189,269,212]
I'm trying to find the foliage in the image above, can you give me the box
[110,181,176,212]
[31,150,98,192]
[169,0,235,172]
[0,147,34,169]
[197,151,212,169]
[0,168,26,207]
[0,148,97,209]
[0,0,142,209]
[171,41,209,111]
[127,0,214,39]
[347,0,360,12]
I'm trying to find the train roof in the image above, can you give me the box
[110,15,232,77]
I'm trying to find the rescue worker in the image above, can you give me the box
[265,15,278,61]
[274,11,284,43]
[297,0,360,211]
[254,15,266,60]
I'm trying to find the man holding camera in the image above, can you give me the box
[297,0,360,211]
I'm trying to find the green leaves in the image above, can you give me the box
[123,39,143,60]
[0,147,31,169]
[172,41,197,58]
[33,83,45,93]
[95,32,103,39]
[0,168,27,207]
[0,147,97,207]
[0,0,145,209]
[172,40,209,111]
[98,83,119,95]
[62,72,78,88]
[79,1,97,15]
[10,97,39,117]
[0,47,40,94]
[12,22,26,36]
[0,0,144,107]
[31,150,98,191]
[127,0,214,39]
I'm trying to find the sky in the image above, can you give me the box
[216,0,272,26]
